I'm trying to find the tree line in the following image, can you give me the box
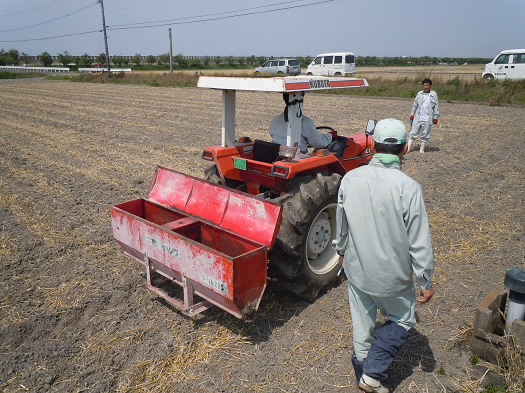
[1,49,493,68]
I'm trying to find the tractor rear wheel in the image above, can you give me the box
[270,173,342,300]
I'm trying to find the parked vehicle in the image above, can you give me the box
[111,75,372,320]
[482,49,525,82]
[306,52,355,76]
[254,59,301,75]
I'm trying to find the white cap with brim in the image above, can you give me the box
[373,118,407,145]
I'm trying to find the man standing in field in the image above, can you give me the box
[408,78,439,153]
[332,118,435,393]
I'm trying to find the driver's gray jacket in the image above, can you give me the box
[270,114,332,153]
[331,157,434,297]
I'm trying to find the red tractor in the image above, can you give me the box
[111,75,375,319]
[198,76,375,300]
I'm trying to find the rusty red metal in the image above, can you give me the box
[111,167,282,319]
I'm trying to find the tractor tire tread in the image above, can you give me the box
[270,173,342,300]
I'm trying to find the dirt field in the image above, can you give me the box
[0,78,524,393]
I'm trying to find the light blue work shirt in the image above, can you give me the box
[332,156,434,297]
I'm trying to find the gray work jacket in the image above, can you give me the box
[269,114,332,153]
[332,157,434,297]
[410,90,439,124]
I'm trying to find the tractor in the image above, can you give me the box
[111,75,375,320]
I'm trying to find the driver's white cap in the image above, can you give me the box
[373,118,407,145]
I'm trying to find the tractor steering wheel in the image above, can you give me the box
[315,126,336,133]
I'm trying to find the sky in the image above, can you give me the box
[0,0,524,59]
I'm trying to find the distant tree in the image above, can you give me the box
[146,55,157,65]
[121,57,130,66]
[78,53,93,67]
[189,58,200,68]
[174,53,188,67]
[257,56,266,66]
[40,52,53,67]
[158,53,170,65]
[246,55,256,66]
[226,56,236,67]
[202,56,210,66]
[214,56,222,66]
[113,55,125,67]
[7,49,20,65]
[299,56,312,68]
[0,49,8,65]
[0,49,20,65]
[131,53,142,66]
[20,52,32,65]
[72,56,80,66]
[237,57,246,66]
[96,53,107,64]
[57,51,73,67]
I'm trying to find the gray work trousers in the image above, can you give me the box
[347,281,416,362]
[409,121,433,143]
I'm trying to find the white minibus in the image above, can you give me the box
[306,52,355,76]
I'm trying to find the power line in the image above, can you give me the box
[106,0,308,29]
[0,0,340,43]
[108,0,338,30]
[0,30,101,44]
[0,2,99,34]
[0,0,78,18]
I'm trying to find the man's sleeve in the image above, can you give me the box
[405,185,434,289]
[410,93,419,117]
[331,186,349,255]
[302,116,332,149]
[269,115,284,144]
[433,93,439,119]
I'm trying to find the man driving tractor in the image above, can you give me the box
[270,92,337,153]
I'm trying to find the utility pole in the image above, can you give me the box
[169,28,173,73]
[99,0,111,77]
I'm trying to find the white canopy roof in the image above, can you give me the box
[197,75,368,93]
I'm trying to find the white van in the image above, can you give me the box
[482,49,525,81]
[306,52,355,76]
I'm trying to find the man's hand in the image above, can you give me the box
[337,255,344,276]
[417,287,434,304]
[433,118,438,125]
[329,130,338,139]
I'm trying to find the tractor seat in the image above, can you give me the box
[252,140,281,164]
[326,136,350,159]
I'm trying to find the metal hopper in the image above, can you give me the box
[111,166,282,319]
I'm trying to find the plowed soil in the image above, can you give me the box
[1,79,524,393]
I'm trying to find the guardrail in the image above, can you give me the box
[0,66,70,72]
[78,68,132,73]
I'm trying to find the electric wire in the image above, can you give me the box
[0,0,340,43]
[0,2,99,34]
[0,0,78,18]
[108,0,338,30]
[106,0,308,28]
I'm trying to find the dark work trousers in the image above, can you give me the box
[351,321,409,383]
[363,320,409,380]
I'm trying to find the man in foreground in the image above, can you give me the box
[332,118,435,392]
